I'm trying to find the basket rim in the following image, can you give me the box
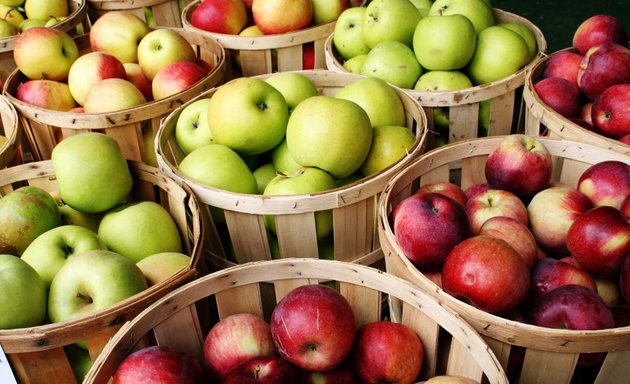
[86,0,178,10]
[0,94,20,168]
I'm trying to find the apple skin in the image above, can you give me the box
[270,284,356,372]
[151,61,208,101]
[620,256,630,304]
[16,79,77,111]
[351,321,423,384]
[222,356,301,384]
[423,375,480,384]
[175,98,213,155]
[572,14,629,56]
[135,252,191,286]
[13,26,79,81]
[412,14,476,71]
[264,72,318,114]
[137,28,197,81]
[416,181,468,208]
[528,257,597,304]
[360,125,416,177]
[577,42,630,101]
[464,182,490,201]
[393,192,470,272]
[543,50,583,86]
[591,83,630,139]
[124,62,153,102]
[442,235,530,314]
[83,78,147,113]
[464,188,529,235]
[270,138,302,174]
[311,0,349,25]
[363,0,421,49]
[577,160,630,210]
[0,254,47,329]
[622,194,630,221]
[89,10,151,64]
[333,6,370,60]
[429,0,495,35]
[360,40,422,89]
[113,345,204,384]
[24,0,67,20]
[189,0,248,35]
[252,0,313,35]
[594,277,622,308]
[499,22,538,60]
[479,216,538,270]
[533,76,582,118]
[611,304,630,327]
[67,51,128,106]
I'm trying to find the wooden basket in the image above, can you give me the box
[325,9,547,149]
[84,258,509,384]
[0,94,20,168]
[0,0,91,83]
[0,160,204,384]
[86,0,193,27]
[181,0,336,79]
[377,136,630,384]
[2,29,225,164]
[156,69,427,270]
[523,48,630,156]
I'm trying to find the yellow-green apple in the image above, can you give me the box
[484,134,553,200]
[23,0,67,20]
[223,356,301,383]
[527,186,593,255]
[592,83,630,139]
[270,284,356,372]
[21,225,106,288]
[286,95,372,179]
[18,18,46,32]
[47,249,148,323]
[67,51,127,106]
[0,0,24,6]
[333,6,370,60]
[542,50,583,86]
[137,28,197,80]
[264,72,318,114]
[533,76,582,118]
[203,313,276,378]
[263,167,336,239]
[89,11,151,64]
[342,54,366,73]
[252,163,277,194]
[252,0,313,35]
[577,43,630,101]
[51,133,133,213]
[442,235,530,314]
[189,0,248,35]
[528,257,597,303]
[0,5,23,27]
[414,70,473,91]
[428,0,494,34]
[64,344,93,383]
[44,16,67,27]
[0,18,17,38]
[572,14,629,56]
[208,77,288,156]
[413,14,476,71]
[467,26,531,85]
[361,40,422,89]
[417,181,468,207]
[334,76,406,127]
[151,61,208,101]
[423,376,479,384]
[113,345,204,384]
[136,252,191,286]
[0,254,47,329]
[465,188,528,235]
[239,24,263,36]
[124,62,153,102]
[0,186,60,255]
[360,125,416,176]
[57,203,102,233]
[594,277,622,308]
[13,26,79,81]
[270,138,302,174]
[577,160,630,209]
[16,79,78,111]
[393,192,470,271]
[83,78,147,113]
[352,321,422,384]
[311,0,349,25]
[362,0,421,48]
[479,216,538,270]
[409,0,434,17]
[499,22,538,60]
[175,98,213,155]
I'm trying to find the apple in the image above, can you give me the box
[499,22,538,60]
[64,344,93,383]
[424,376,480,384]
[252,163,277,194]
[48,249,148,323]
[465,188,529,235]
[23,0,66,20]
[208,77,288,156]
[135,251,190,287]
[16,79,77,111]
[264,72,318,114]
[0,19,17,37]
[58,203,102,233]
[303,361,356,383]
[13,26,79,81]
[543,50,583,86]
[89,10,151,64]
[622,194,630,220]
[252,0,313,35]
[464,182,490,201]
[413,14,476,71]
[270,284,356,372]
[270,138,302,174]
[286,95,372,179]
[223,356,301,383]
[311,0,349,25]
[393,192,470,271]
[595,277,622,308]
[362,0,421,48]
[0,254,47,329]
[577,160,630,210]
[0,4,23,28]
[113,345,204,384]
[360,40,422,89]
[580,102,594,125]
[152,61,208,101]
[203,313,276,378]
[533,77,582,118]
[189,0,248,35]
[417,182,467,208]
[121,62,153,102]
[352,321,423,384]
[528,257,597,303]
[572,14,629,56]
[342,54,367,74]
[51,133,133,214]
[611,304,630,327]
[414,70,473,91]
[82,78,147,113]
[67,51,127,106]
[591,83,630,139]
[137,28,197,80]
[302,42,315,70]
[360,125,416,176]
[175,98,213,155]
[478,216,538,270]
[428,0,495,35]
[442,235,530,314]
[620,256,630,303]
[577,42,630,101]
[333,6,370,60]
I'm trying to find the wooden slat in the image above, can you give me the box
[446,337,484,383]
[215,283,264,319]
[519,348,578,384]
[401,301,440,379]
[8,348,76,384]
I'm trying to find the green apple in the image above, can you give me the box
[360,125,416,176]
[433,107,450,132]
[98,201,183,263]
[52,133,133,214]
[64,344,93,383]
[24,0,68,20]
[428,0,495,34]
[142,125,158,167]
[409,0,434,17]
[44,15,66,27]
[175,98,214,155]
[208,77,288,156]
[0,4,24,27]
[362,0,421,48]
[478,99,490,136]
[271,138,302,174]
[253,163,278,194]
[263,167,337,239]
[18,18,47,32]
[413,14,476,71]
[89,10,151,64]
[13,27,79,81]
[136,252,191,286]
[58,203,102,233]
[335,76,406,127]
[342,54,367,74]
[414,70,473,90]
[47,249,148,323]
[499,22,538,60]
[360,40,422,89]
[264,72,318,114]
[21,225,106,289]
[137,28,197,80]
[0,186,60,255]
[83,78,147,113]
[286,95,373,179]
[0,254,47,329]
[466,25,530,85]
[336,173,363,187]
[333,6,370,60]
[311,0,348,24]
[0,0,24,6]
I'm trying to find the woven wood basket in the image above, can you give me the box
[2,29,225,164]
[156,69,427,270]
[83,258,508,384]
[378,136,630,384]
[0,160,204,384]
[325,9,547,149]
[0,0,90,83]
[86,0,193,27]
[523,47,630,156]
[0,94,20,168]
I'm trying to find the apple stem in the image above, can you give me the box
[254,364,261,379]
[62,245,74,258]
[257,102,268,111]
[75,291,92,304]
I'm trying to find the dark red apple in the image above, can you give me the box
[611,304,630,327]
[463,182,490,201]
[621,194,630,220]
[619,255,630,303]
[303,41,315,70]
[591,83,630,139]
[465,188,529,235]
[568,117,594,130]
[543,50,584,85]
[534,76,582,118]
[572,14,629,55]
[620,134,630,146]
[529,257,597,303]
[577,160,630,210]
[222,356,301,384]
[478,216,538,270]
[417,181,468,207]
[577,42,630,101]
[112,345,204,384]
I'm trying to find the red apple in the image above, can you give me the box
[393,192,470,271]
[67,51,127,107]
[302,361,357,383]
[189,0,249,34]
[442,235,530,314]
[124,62,153,102]
[621,194,630,220]
[222,356,301,384]
[591,83,630,139]
[543,50,584,85]
[252,0,313,35]
[112,345,204,384]
[270,284,355,372]
[151,61,208,101]
[534,76,582,118]
[303,41,315,70]
[16,79,77,111]
[572,14,629,56]
[529,257,597,303]
[621,255,630,303]
[568,117,593,130]
[620,134,630,145]
[351,321,423,384]
[611,304,630,327]
[577,160,630,210]
[577,42,630,101]
[463,182,489,201]
[417,181,468,207]
[478,216,538,270]
[465,188,529,235]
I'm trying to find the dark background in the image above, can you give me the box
[492,0,630,52]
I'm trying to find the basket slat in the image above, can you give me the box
[520,349,577,384]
